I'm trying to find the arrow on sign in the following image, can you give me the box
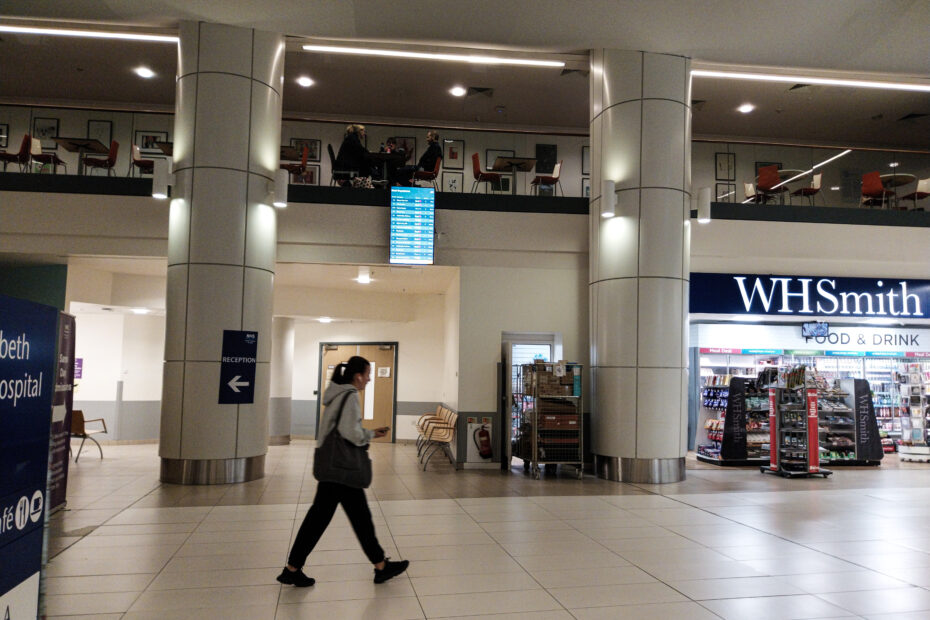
[227,376,250,392]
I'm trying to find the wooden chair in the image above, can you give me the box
[861,171,894,208]
[530,160,563,195]
[413,155,442,190]
[30,138,67,174]
[128,144,154,177]
[470,152,501,193]
[83,140,119,176]
[900,177,930,211]
[416,406,452,455]
[0,133,33,172]
[70,409,107,462]
[280,145,309,183]
[757,165,787,204]
[420,411,457,470]
[790,172,823,206]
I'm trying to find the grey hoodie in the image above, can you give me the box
[318,382,375,447]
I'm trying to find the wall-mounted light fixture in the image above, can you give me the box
[696,187,712,223]
[272,169,289,208]
[152,158,172,199]
[600,180,616,218]
[356,266,371,284]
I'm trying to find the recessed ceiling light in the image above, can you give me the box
[134,66,155,79]
[449,86,467,97]
[131,308,150,315]
[737,103,755,114]
[830,186,841,191]
[296,76,314,87]
[318,317,333,323]
[301,44,564,68]
[889,162,900,168]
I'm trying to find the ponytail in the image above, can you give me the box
[331,356,370,385]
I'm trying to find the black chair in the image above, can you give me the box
[328,143,357,186]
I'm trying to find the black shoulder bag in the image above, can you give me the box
[312,391,373,488]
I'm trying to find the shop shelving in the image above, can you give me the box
[897,362,930,462]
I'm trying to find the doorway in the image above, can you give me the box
[317,343,398,442]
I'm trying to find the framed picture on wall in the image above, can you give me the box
[33,117,59,150]
[714,152,735,181]
[443,139,464,169]
[442,171,463,193]
[535,143,557,174]
[296,164,320,185]
[135,130,169,155]
[491,175,512,193]
[396,137,416,164]
[715,183,736,203]
[486,149,514,171]
[87,120,112,147]
[0,123,8,148]
[290,138,321,162]
[581,145,591,175]
[582,178,591,198]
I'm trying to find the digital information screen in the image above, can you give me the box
[390,186,435,265]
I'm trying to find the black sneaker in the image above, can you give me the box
[277,567,315,587]
[374,558,409,584]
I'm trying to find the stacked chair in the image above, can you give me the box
[415,405,458,470]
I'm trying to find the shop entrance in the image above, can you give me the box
[318,343,398,442]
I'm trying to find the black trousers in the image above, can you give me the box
[287,481,385,569]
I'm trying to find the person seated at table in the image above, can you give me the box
[335,124,373,188]
[380,137,406,182]
[392,130,441,186]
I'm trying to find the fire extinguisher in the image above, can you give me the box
[473,424,492,459]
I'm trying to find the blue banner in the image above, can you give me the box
[0,295,58,616]
[691,273,930,319]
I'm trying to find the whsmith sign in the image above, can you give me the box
[691,273,930,318]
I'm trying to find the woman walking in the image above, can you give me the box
[277,356,409,587]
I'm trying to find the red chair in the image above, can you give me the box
[280,146,308,183]
[757,165,787,204]
[900,178,929,211]
[790,172,822,206]
[83,140,120,176]
[30,138,67,174]
[413,155,442,190]
[470,152,501,193]
[0,133,32,172]
[861,171,894,208]
[127,144,154,177]
[530,160,563,195]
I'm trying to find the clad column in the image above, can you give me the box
[159,22,285,484]
[269,317,294,445]
[589,50,691,483]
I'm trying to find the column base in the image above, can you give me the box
[268,435,291,446]
[595,455,686,483]
[160,455,265,485]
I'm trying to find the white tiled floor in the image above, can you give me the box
[44,441,930,619]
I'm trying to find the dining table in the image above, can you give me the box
[365,151,408,181]
[492,156,536,195]
[880,172,917,209]
[52,137,108,175]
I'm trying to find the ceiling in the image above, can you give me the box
[1,2,928,147]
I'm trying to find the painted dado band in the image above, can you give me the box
[160,455,265,484]
[595,455,686,483]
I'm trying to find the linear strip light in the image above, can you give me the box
[302,44,564,68]
[0,24,178,43]
[692,69,930,93]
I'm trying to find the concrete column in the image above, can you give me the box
[159,22,284,484]
[269,317,294,445]
[589,50,691,484]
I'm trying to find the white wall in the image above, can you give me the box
[74,313,124,401]
[120,314,165,401]
[442,271,461,410]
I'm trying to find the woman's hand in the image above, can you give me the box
[374,427,390,438]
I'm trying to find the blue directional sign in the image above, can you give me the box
[0,295,58,618]
[218,330,257,404]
